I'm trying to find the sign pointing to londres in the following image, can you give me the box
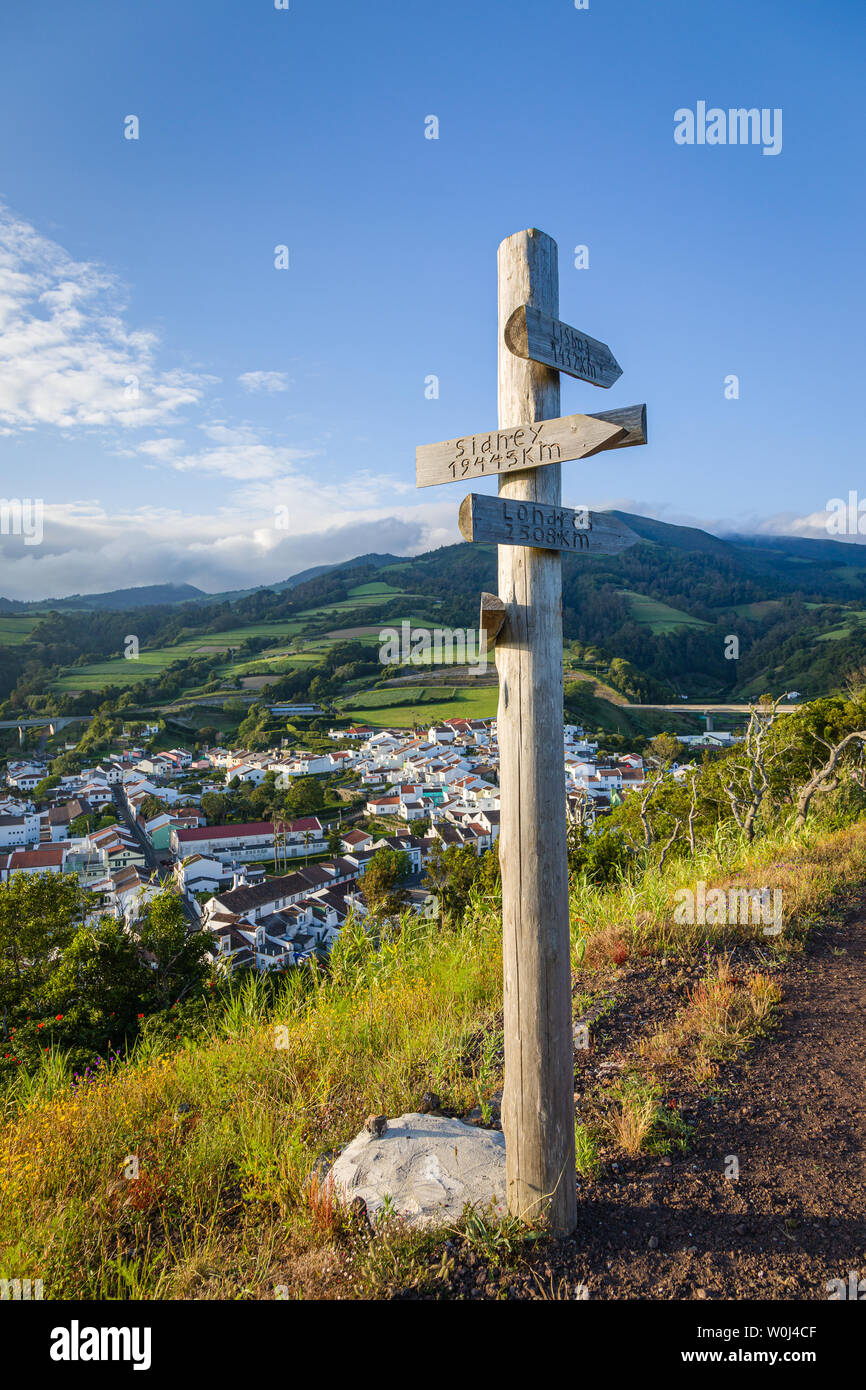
[504,304,623,388]
[458,494,639,555]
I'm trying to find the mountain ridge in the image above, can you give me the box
[3,520,865,613]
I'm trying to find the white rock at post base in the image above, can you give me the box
[330,1112,507,1228]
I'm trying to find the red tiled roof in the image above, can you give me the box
[175,817,322,842]
[9,847,65,868]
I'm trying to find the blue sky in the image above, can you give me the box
[0,0,863,599]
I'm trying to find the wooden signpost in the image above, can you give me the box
[414,228,647,1236]
[458,494,639,555]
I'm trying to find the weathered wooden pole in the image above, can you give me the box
[496,228,577,1235]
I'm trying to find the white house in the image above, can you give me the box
[0,845,67,879]
[0,812,41,849]
[79,782,114,807]
[175,853,228,896]
[203,857,359,928]
[94,763,124,785]
[6,766,45,793]
[169,816,325,864]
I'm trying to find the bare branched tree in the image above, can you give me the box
[657,817,682,871]
[724,695,790,844]
[637,761,668,850]
[634,734,686,859]
[566,787,593,834]
[685,767,700,855]
[843,663,866,700]
[795,730,866,828]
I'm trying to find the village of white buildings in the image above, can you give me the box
[0,712,737,974]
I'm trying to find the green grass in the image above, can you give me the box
[48,592,439,697]
[345,582,406,597]
[730,600,785,621]
[828,567,866,589]
[618,590,710,634]
[335,685,464,711]
[51,624,310,691]
[294,594,428,619]
[0,904,503,1299]
[814,612,866,643]
[340,685,499,726]
[0,615,43,645]
[2,817,864,1298]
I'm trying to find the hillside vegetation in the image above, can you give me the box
[3,687,866,1298]
[2,517,866,726]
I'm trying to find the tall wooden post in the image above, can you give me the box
[496,228,577,1235]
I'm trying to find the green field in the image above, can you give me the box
[345,582,406,597]
[51,623,307,691]
[815,612,866,642]
[618,590,710,634]
[49,595,438,693]
[334,685,470,711]
[731,600,785,621]
[339,684,498,726]
[296,597,430,621]
[0,615,43,645]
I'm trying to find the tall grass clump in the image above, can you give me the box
[0,897,502,1299]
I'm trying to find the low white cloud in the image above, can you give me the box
[3,485,863,606]
[746,508,865,543]
[137,437,184,460]
[0,493,458,601]
[577,497,862,546]
[238,370,290,393]
[169,443,315,481]
[0,204,212,430]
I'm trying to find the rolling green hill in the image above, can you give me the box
[3,516,866,721]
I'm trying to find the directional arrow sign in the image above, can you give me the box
[458,494,639,555]
[504,305,623,388]
[416,405,646,489]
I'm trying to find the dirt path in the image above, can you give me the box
[425,911,866,1300]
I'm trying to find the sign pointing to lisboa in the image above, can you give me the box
[504,304,623,388]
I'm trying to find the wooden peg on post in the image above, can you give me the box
[479,591,507,651]
[496,228,577,1235]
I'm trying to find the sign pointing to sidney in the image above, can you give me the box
[458,494,639,555]
[504,304,623,388]
[415,404,646,489]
